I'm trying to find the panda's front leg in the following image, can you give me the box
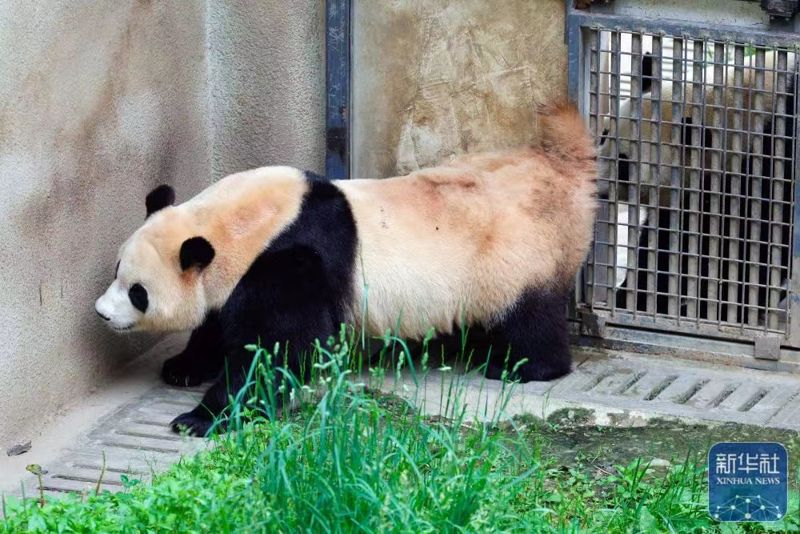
[170,316,331,436]
[170,245,339,436]
[161,312,225,387]
[168,334,314,437]
[169,348,251,436]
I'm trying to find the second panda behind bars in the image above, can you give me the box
[597,49,797,326]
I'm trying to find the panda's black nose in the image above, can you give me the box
[96,310,111,321]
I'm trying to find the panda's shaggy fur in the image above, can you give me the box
[95,104,597,436]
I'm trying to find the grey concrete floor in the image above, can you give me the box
[376,348,800,429]
[2,337,799,503]
[0,335,206,500]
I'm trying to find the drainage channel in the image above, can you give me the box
[7,348,800,504]
[374,351,800,430]
[12,384,207,500]
[552,354,800,428]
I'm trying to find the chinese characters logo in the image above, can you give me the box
[708,442,788,522]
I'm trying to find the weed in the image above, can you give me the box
[2,329,798,533]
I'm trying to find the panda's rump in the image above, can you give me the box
[337,151,595,339]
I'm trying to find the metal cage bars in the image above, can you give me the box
[569,10,800,353]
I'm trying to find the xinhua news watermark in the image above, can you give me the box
[708,442,788,522]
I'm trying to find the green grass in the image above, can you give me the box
[2,329,799,533]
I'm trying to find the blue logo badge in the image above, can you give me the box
[708,442,788,522]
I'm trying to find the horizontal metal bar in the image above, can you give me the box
[571,326,800,373]
[568,10,800,48]
[580,307,788,340]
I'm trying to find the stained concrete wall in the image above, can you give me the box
[207,2,325,179]
[0,1,324,449]
[0,0,561,448]
[352,0,568,178]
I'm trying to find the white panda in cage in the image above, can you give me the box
[597,49,797,329]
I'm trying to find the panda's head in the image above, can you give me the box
[596,53,654,197]
[95,185,216,333]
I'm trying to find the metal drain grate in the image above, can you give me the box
[16,385,207,499]
[548,356,800,427]
[375,352,800,430]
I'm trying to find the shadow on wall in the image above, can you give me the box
[0,0,325,448]
[352,0,568,178]
[0,2,198,448]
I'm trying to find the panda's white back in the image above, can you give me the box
[337,144,597,338]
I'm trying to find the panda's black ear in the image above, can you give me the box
[145,185,175,218]
[180,237,215,271]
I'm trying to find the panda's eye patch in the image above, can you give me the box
[129,283,148,313]
[114,261,120,279]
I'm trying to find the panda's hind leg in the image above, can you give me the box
[162,312,225,387]
[484,287,572,382]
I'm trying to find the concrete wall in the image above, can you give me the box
[0,1,324,448]
[352,0,568,178]
[0,0,563,448]
[207,2,325,179]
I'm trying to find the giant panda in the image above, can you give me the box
[598,50,797,197]
[94,103,598,436]
[600,50,796,325]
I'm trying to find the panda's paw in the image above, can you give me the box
[170,410,217,437]
[483,362,506,381]
[483,361,571,383]
[162,354,206,387]
[521,364,571,382]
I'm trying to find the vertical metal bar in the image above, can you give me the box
[790,51,800,344]
[707,42,725,323]
[742,52,754,327]
[567,15,583,104]
[686,40,704,320]
[695,40,709,324]
[769,51,789,331]
[747,49,767,327]
[589,30,601,138]
[600,32,610,117]
[647,36,662,317]
[726,45,745,323]
[325,0,351,179]
[572,26,594,319]
[697,40,710,322]
[587,28,601,310]
[609,31,622,310]
[720,44,731,325]
[628,33,643,314]
[668,38,684,319]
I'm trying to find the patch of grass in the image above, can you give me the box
[2,330,799,533]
